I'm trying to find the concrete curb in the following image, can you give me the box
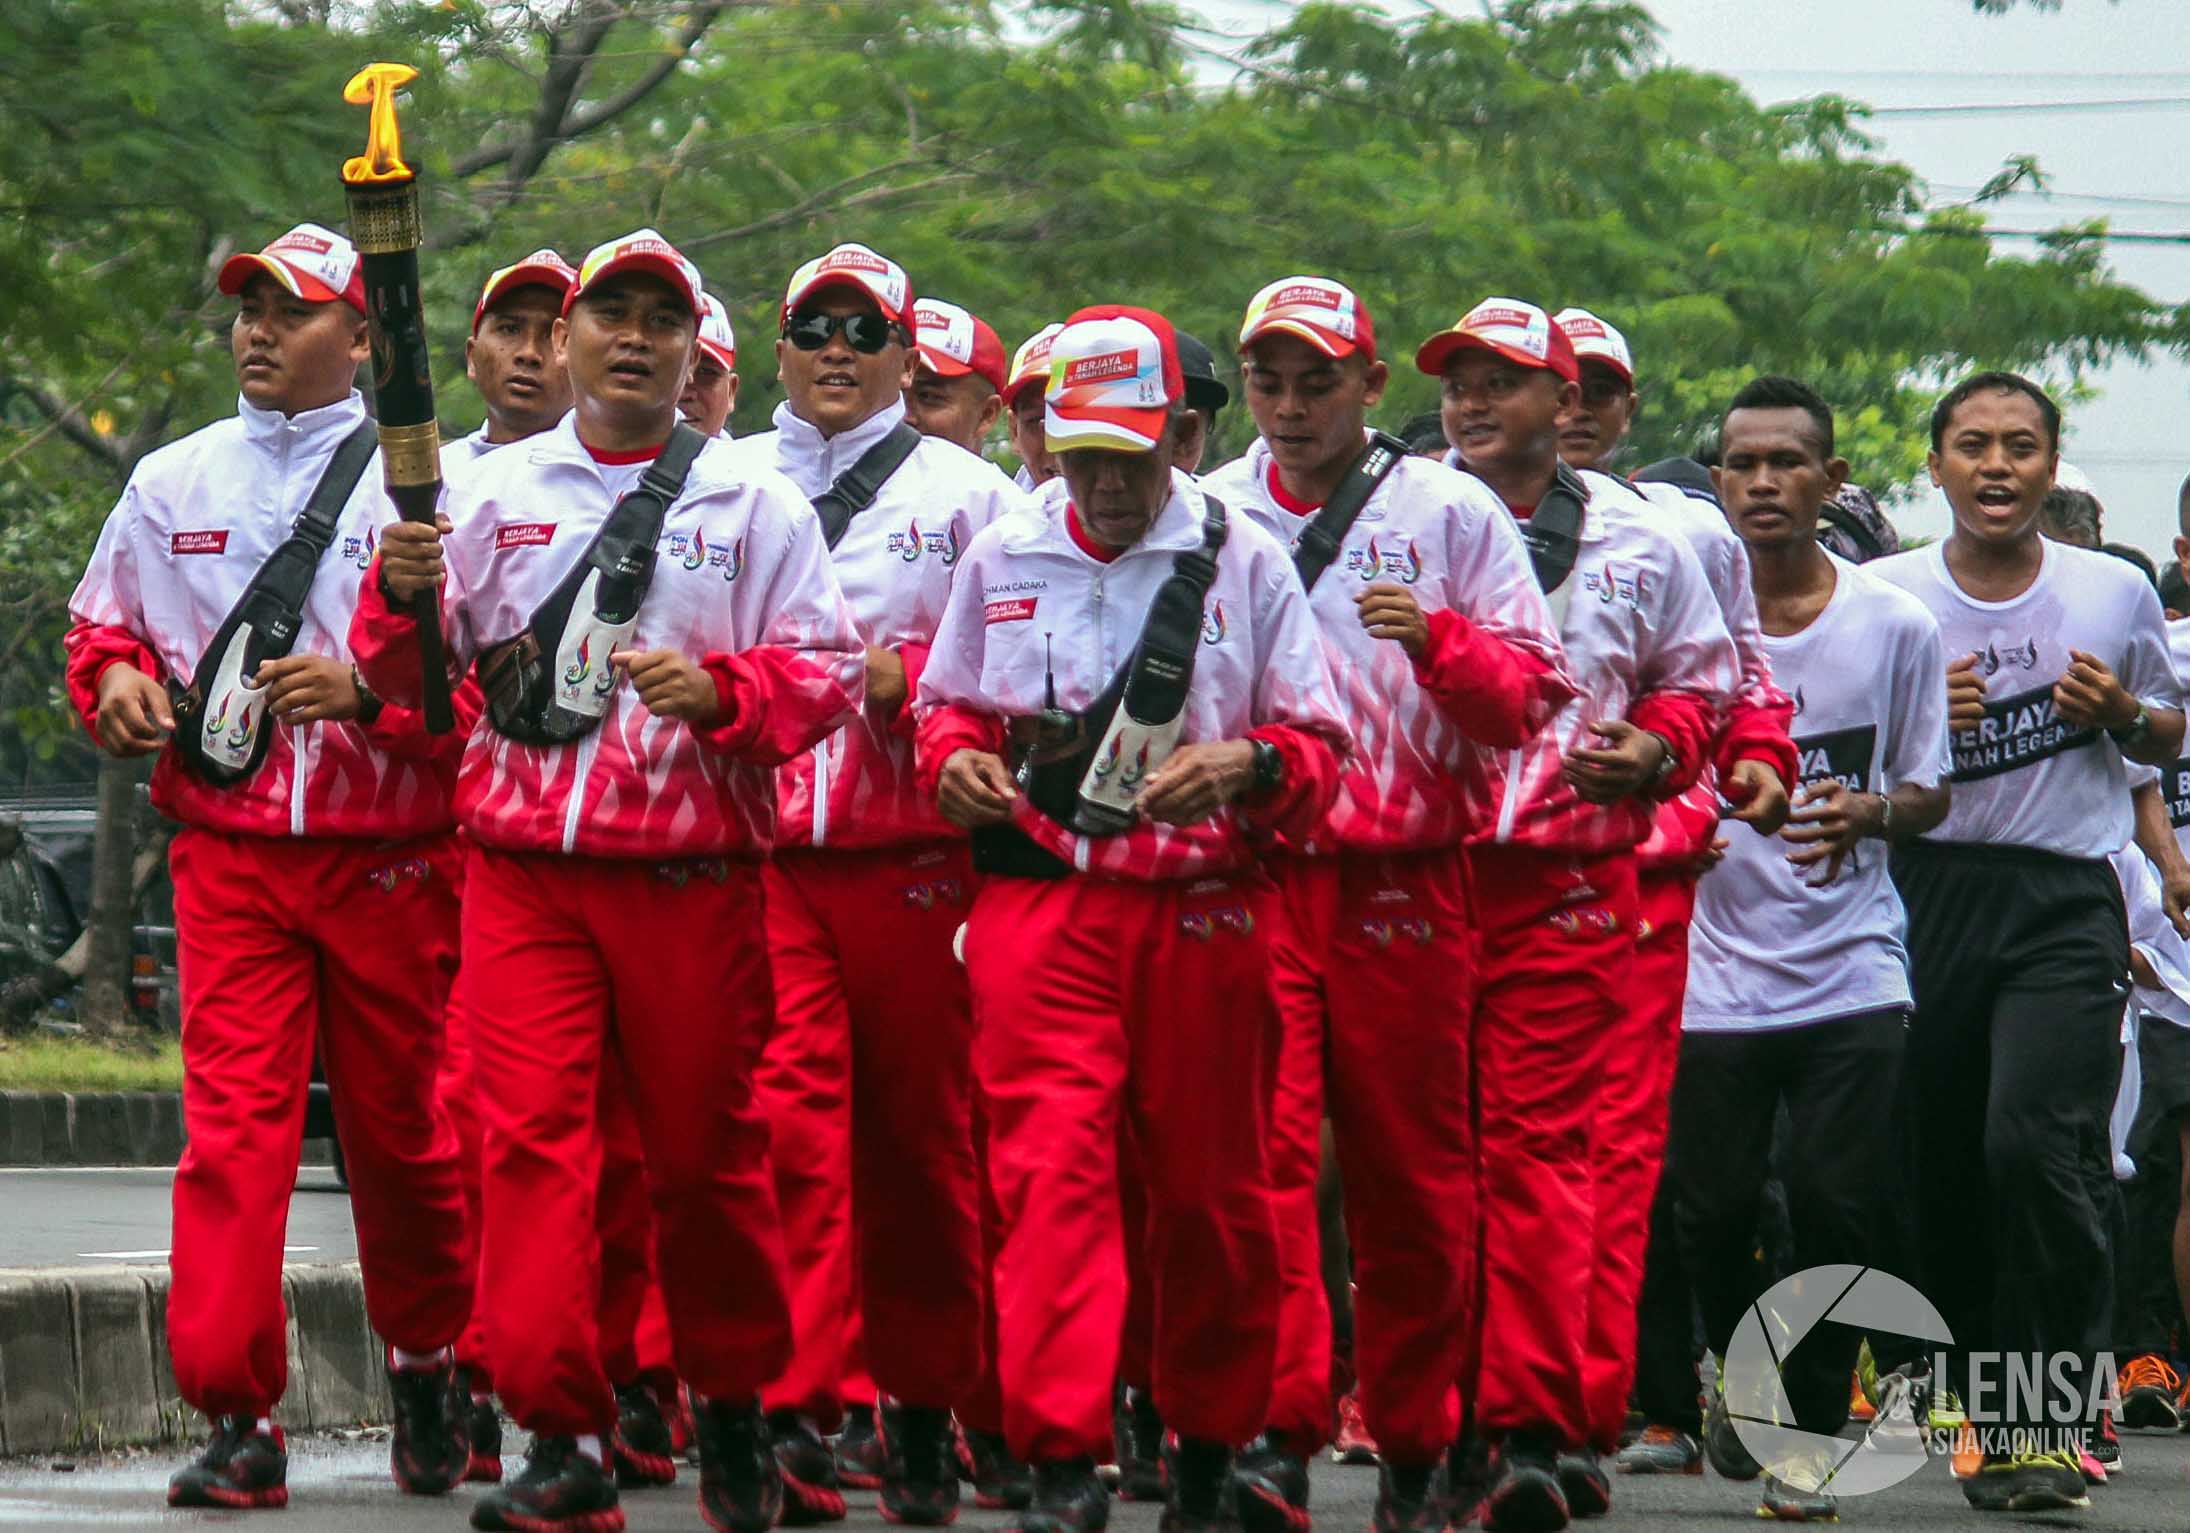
[0,1261,389,1456]
[0,1092,185,1167]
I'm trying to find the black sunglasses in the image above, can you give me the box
[783,310,906,354]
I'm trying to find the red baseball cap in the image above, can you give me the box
[1003,323,1064,409]
[913,298,1007,395]
[780,242,915,329]
[471,249,578,335]
[1414,296,1579,384]
[217,223,366,313]
[695,293,737,370]
[564,228,705,318]
[1238,275,1377,363]
[1045,305,1183,454]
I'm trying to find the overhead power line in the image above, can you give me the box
[1868,96,2190,117]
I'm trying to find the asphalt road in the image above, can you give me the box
[6,1432,2190,1531]
[0,1165,358,1269]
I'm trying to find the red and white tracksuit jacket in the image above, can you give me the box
[1201,438,1573,1463]
[1461,467,1741,1448]
[913,475,1348,1462]
[739,398,1027,1424]
[1580,477,1797,1451]
[64,390,470,1420]
[352,410,862,1435]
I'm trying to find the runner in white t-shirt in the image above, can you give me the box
[1662,377,1952,1524]
[1870,372,2187,1513]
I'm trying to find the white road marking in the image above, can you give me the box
[76,1245,319,1261]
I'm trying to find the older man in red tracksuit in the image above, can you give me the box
[65,222,474,1513]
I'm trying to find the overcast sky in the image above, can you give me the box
[1196,0,2190,556]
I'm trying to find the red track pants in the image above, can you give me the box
[1580,869,1696,1451]
[595,1053,678,1400]
[1268,852,1476,1465]
[756,844,983,1424]
[438,963,493,1390]
[465,847,790,1435]
[966,873,1280,1463]
[167,829,469,1418]
[1465,845,1638,1448]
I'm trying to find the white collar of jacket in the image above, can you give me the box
[236,389,367,454]
[1240,428,1407,518]
[998,468,1213,559]
[767,395,910,496]
[1443,447,1613,545]
[500,410,748,500]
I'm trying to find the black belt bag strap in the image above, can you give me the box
[1524,459,1589,617]
[480,424,706,746]
[169,420,379,788]
[1291,430,1410,591]
[972,494,1231,877]
[814,420,923,550]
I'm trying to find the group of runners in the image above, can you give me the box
[60,215,2190,1533]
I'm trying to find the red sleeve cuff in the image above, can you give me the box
[1714,697,1798,792]
[1242,723,1340,842]
[1629,690,1717,799]
[1410,606,1573,748]
[915,705,1007,803]
[63,623,163,740]
[887,641,931,740]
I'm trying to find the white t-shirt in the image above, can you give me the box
[1870,538,2181,860]
[1685,555,1951,1032]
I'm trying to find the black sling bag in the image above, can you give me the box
[169,420,379,788]
[815,421,923,550]
[478,424,706,746]
[1523,459,1590,607]
[1291,431,1410,590]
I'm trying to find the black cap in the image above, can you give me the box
[1174,330,1230,415]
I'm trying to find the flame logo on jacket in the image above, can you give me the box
[903,878,966,911]
[900,519,925,563]
[1361,915,1434,948]
[1179,905,1255,942]
[365,856,430,893]
[683,527,709,571]
[1979,637,2040,678]
[207,691,232,735]
[720,536,744,582]
[1348,536,1422,584]
[940,523,962,567]
[564,635,593,687]
[1201,600,1227,646]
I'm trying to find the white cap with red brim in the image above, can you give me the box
[217,223,366,313]
[565,229,705,317]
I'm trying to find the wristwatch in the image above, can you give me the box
[1643,730,1677,788]
[2108,704,2154,749]
[1250,737,1284,796]
[352,665,385,727]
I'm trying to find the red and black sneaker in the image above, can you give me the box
[964,1426,1035,1510]
[1116,1387,1168,1502]
[698,1396,787,1533]
[1554,1451,1609,1520]
[1233,1433,1310,1533]
[471,1435,622,1531]
[167,1416,288,1509]
[880,1398,961,1525]
[389,1355,472,1496]
[1482,1430,1569,1533]
[838,1400,887,1489]
[610,1383,679,1487]
[1016,1455,1110,1533]
[1370,1461,1445,1533]
[1162,1437,1238,1533]
[768,1409,848,1524]
[459,1369,505,1484]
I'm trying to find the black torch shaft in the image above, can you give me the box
[344,176,455,735]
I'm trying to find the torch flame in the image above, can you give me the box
[341,62,420,184]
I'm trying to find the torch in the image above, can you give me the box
[341,62,454,735]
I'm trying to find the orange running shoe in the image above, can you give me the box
[2120,1353,2184,1431]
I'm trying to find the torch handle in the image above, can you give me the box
[384,481,455,735]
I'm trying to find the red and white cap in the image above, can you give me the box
[1003,323,1064,408]
[913,298,1007,395]
[565,228,704,317]
[1554,307,1634,386]
[1045,305,1183,455]
[217,223,366,313]
[695,293,737,370]
[780,242,914,329]
[1238,275,1376,362]
[470,249,578,334]
[1414,296,1579,384]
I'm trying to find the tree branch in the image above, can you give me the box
[5,373,125,473]
[680,159,974,253]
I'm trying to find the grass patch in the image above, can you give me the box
[0,1035,183,1092]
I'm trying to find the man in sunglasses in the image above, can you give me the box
[1422,296,1740,1531]
[739,241,1025,1525]
[1545,310,1795,1497]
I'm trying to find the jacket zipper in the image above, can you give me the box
[811,736,831,846]
[561,722,604,854]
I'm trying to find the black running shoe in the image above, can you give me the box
[1016,1455,1110,1533]
[470,1435,623,1532]
[613,1382,679,1488]
[1554,1452,1608,1520]
[839,1400,887,1489]
[881,1398,962,1525]
[964,1426,1035,1510]
[167,1416,288,1510]
[1445,1431,1491,1528]
[389,1357,471,1496]
[769,1409,847,1524]
[461,1373,505,1483]
[1483,1429,1569,1533]
[1370,1461,1444,1533]
[1233,1433,1310,1533]
[698,1396,788,1533]
[1117,1387,1168,1502]
[1163,1437,1238,1533]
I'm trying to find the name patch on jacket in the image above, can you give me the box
[1794,724,1877,793]
[170,530,229,556]
[1950,683,2095,783]
[985,597,1037,625]
[495,522,557,550]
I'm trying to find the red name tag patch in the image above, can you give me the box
[170,530,229,556]
[985,597,1038,625]
[496,522,557,550]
